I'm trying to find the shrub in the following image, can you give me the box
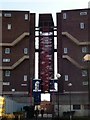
[2,114,15,120]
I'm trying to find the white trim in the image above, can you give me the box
[33,89,41,92]
[50,89,57,92]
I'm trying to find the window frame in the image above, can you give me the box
[63,13,67,19]
[4,13,11,17]
[24,75,27,81]
[3,58,10,62]
[25,14,28,20]
[5,70,11,77]
[65,75,69,81]
[7,24,11,30]
[82,46,88,53]
[80,22,85,29]
[5,48,10,54]
[73,104,81,110]
[24,48,28,54]
[82,70,87,77]
[64,48,68,54]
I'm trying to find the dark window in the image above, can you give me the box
[84,104,90,109]
[73,105,81,110]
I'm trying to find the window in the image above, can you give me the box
[73,105,81,110]
[25,14,28,20]
[3,82,10,86]
[82,47,87,53]
[7,24,11,30]
[24,48,28,54]
[5,70,10,77]
[35,37,39,49]
[54,83,58,91]
[54,37,57,49]
[80,12,87,16]
[21,84,27,86]
[64,48,68,54]
[80,22,85,29]
[65,75,68,81]
[5,48,10,54]
[3,58,10,62]
[82,70,87,77]
[35,31,39,36]
[35,27,39,31]
[63,13,67,19]
[83,81,88,86]
[84,104,90,109]
[54,31,57,36]
[12,89,15,92]
[24,75,27,81]
[4,13,11,17]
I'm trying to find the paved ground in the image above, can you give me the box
[25,118,52,120]
[26,118,52,120]
[26,114,53,120]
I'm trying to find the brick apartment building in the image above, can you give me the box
[0,9,90,116]
[57,9,90,116]
[0,10,35,104]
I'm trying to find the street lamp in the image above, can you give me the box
[56,73,61,119]
[83,54,90,117]
[68,83,72,120]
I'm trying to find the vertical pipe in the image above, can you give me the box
[69,90,72,120]
[0,11,3,96]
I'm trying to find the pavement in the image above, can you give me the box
[26,118,52,120]
[26,114,53,120]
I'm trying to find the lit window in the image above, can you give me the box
[63,13,67,19]
[80,22,85,29]
[35,37,39,49]
[5,48,10,54]
[54,31,57,36]
[82,70,87,77]
[7,24,11,30]
[12,89,15,92]
[64,48,68,54]
[5,70,10,77]
[82,47,87,53]
[25,14,28,20]
[54,37,57,49]
[35,31,39,36]
[54,83,58,91]
[35,27,39,31]
[24,75,27,81]
[3,58,10,62]
[24,48,28,54]
[65,75,68,81]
